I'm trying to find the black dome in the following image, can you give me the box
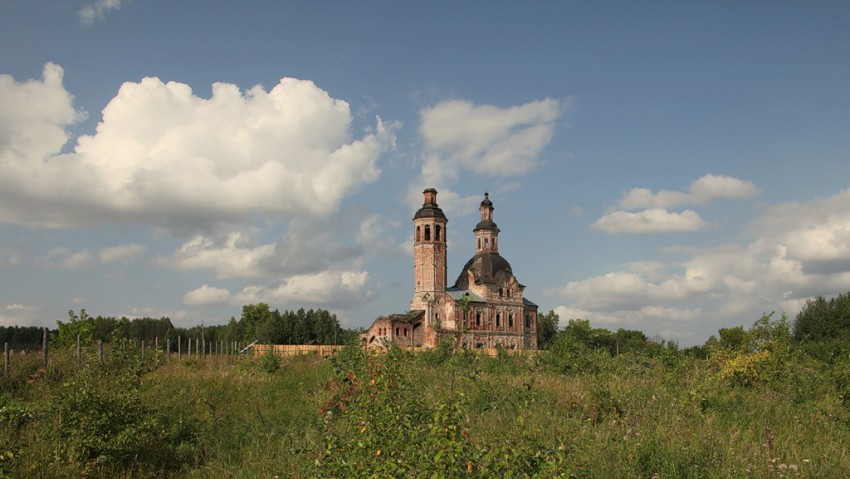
[453,252,513,287]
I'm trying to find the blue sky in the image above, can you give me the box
[1,1,849,345]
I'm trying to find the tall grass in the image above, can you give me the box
[2,344,849,478]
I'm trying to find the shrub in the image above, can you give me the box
[259,351,281,373]
[50,344,203,475]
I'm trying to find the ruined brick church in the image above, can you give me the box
[361,188,538,349]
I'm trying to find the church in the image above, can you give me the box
[361,188,539,350]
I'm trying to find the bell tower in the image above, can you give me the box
[412,188,448,302]
[474,192,500,254]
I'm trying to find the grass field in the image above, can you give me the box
[2,339,849,478]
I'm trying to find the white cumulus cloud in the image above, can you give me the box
[0,65,396,232]
[616,174,759,210]
[36,247,93,270]
[99,243,146,263]
[183,285,232,306]
[78,0,124,25]
[235,270,374,308]
[592,208,706,234]
[419,98,564,184]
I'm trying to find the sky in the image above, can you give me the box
[1,1,849,345]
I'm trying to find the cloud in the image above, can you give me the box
[36,247,93,270]
[616,174,759,210]
[0,303,42,327]
[183,285,231,306]
[78,0,124,25]
[236,270,374,308]
[166,230,276,279]
[0,247,22,267]
[0,65,397,232]
[418,98,564,185]
[555,186,850,344]
[592,174,758,236]
[0,63,83,166]
[184,270,375,310]
[164,210,389,280]
[591,208,706,234]
[99,243,146,263]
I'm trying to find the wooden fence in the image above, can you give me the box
[251,344,344,358]
[3,330,535,377]
[2,328,259,376]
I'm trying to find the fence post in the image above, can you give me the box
[178,335,182,360]
[98,339,104,363]
[3,342,8,376]
[188,337,192,358]
[76,333,81,369]
[141,339,145,360]
[166,337,171,362]
[42,327,48,369]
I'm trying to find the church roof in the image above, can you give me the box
[445,288,485,303]
[413,204,446,220]
[473,219,499,231]
[454,252,514,286]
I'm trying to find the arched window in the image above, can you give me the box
[424,225,431,241]
[499,287,503,298]
[508,313,514,328]
[478,238,481,250]
[475,312,481,327]
[496,313,501,327]
[404,327,408,337]
[416,226,420,242]
[524,314,531,329]
[435,225,441,241]
[484,237,489,249]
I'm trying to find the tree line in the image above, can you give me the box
[1,303,354,350]
[536,291,850,361]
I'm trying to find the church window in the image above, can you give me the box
[499,287,503,298]
[424,225,431,241]
[484,237,489,249]
[524,314,531,329]
[396,327,400,336]
[404,327,408,337]
[478,238,481,250]
[416,226,420,242]
[475,311,481,327]
[435,225,441,241]
[496,313,501,327]
[508,313,514,328]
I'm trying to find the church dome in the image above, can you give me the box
[453,252,513,287]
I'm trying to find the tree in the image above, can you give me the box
[55,309,94,347]
[537,310,559,349]
[718,325,749,351]
[793,293,850,342]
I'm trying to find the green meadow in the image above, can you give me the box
[3,301,850,478]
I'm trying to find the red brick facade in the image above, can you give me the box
[362,189,538,350]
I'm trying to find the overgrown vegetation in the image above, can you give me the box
[2,293,850,477]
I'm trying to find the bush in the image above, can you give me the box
[50,344,203,475]
[259,351,281,373]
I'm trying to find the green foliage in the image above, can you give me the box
[794,292,850,360]
[718,325,749,351]
[314,345,573,478]
[54,309,94,348]
[50,342,202,475]
[536,310,559,349]
[259,351,281,373]
[543,333,611,375]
